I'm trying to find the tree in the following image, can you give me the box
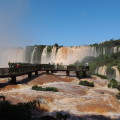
[54,43,59,47]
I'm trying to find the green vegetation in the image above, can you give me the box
[106,67,116,76]
[87,52,120,74]
[91,39,120,48]
[94,73,108,79]
[73,49,120,76]
[25,45,46,63]
[85,39,120,74]
[115,92,120,100]
[107,79,120,100]
[55,112,70,120]
[32,85,58,92]
[107,79,120,90]
[0,100,36,120]
[79,80,94,87]
[33,45,46,63]
[38,112,70,120]
[0,99,70,120]
[47,46,53,53]
[54,43,59,48]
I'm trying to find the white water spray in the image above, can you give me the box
[41,46,48,64]
[30,47,36,64]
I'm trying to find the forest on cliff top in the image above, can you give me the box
[77,39,120,75]
[91,39,120,47]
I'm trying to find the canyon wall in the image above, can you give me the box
[96,65,120,82]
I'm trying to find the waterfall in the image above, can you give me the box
[30,47,36,64]
[113,47,118,53]
[49,46,56,64]
[96,66,107,76]
[22,47,26,63]
[103,48,106,54]
[41,46,48,64]
[0,44,120,67]
[54,46,98,65]
[112,66,120,82]
[16,48,25,62]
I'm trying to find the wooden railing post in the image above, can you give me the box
[51,70,54,73]
[46,70,49,74]
[28,72,32,78]
[35,71,38,75]
[83,71,86,77]
[76,71,79,78]
[11,76,16,84]
[66,70,70,76]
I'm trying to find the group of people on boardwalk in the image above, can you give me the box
[8,62,20,73]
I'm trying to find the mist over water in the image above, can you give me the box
[0,47,25,67]
[0,0,32,47]
[0,0,33,67]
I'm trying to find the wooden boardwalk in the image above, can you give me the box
[0,63,89,84]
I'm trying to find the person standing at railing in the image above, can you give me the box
[84,62,89,70]
[16,63,20,73]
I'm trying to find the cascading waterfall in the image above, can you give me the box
[113,47,118,53]
[22,47,26,63]
[39,46,102,65]
[0,45,107,67]
[49,46,57,64]
[54,46,98,65]
[30,47,36,64]
[112,66,120,82]
[0,44,120,68]
[95,66,107,76]
[16,48,24,62]
[41,46,48,64]
[1,44,120,81]
[103,47,106,55]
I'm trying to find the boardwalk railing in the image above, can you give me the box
[0,63,89,84]
[38,64,87,71]
[8,63,88,72]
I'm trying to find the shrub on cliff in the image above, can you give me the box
[32,85,43,91]
[115,92,120,100]
[0,100,37,120]
[79,80,94,87]
[47,46,53,53]
[107,79,120,90]
[38,115,57,120]
[38,112,70,120]
[32,85,58,92]
[94,73,108,79]
[44,87,58,92]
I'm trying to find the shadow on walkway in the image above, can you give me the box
[0,72,45,88]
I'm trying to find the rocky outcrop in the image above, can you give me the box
[96,65,120,81]
[96,65,107,76]
[112,66,120,82]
